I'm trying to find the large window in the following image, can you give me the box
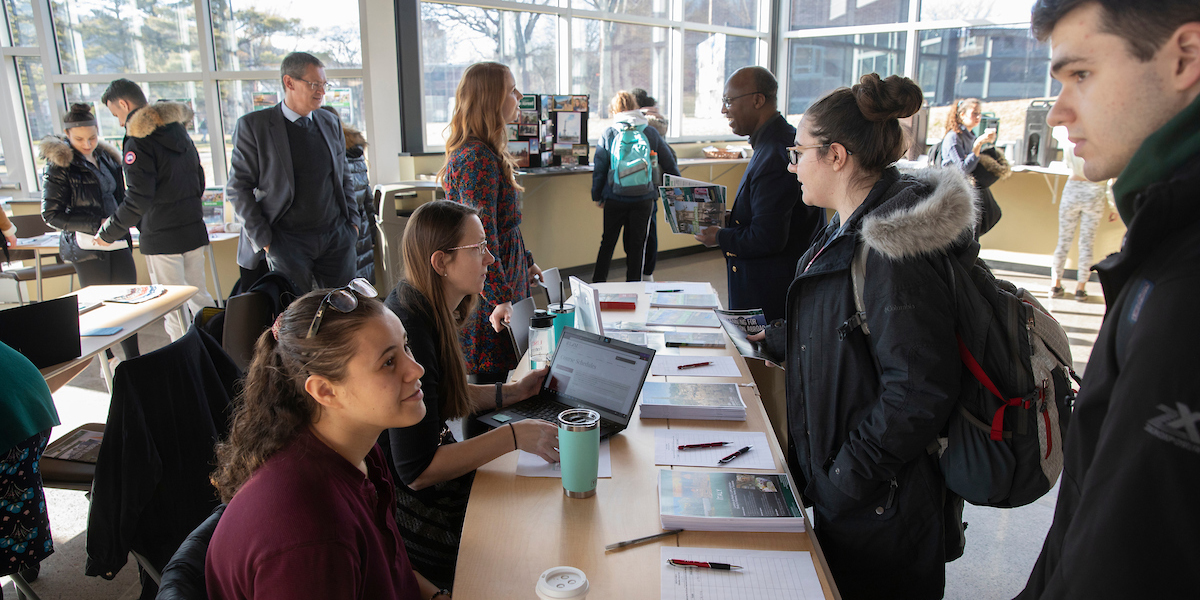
[3,0,35,45]
[572,18,668,134]
[790,0,910,30]
[786,32,905,114]
[682,32,756,137]
[15,56,52,173]
[50,0,200,75]
[420,2,557,146]
[209,0,362,71]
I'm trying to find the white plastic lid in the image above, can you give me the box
[535,566,589,599]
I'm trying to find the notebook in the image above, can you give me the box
[0,296,81,368]
[476,327,656,438]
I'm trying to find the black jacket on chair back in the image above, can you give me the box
[86,326,240,600]
[39,136,127,263]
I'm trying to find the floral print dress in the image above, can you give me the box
[1,430,54,576]
[443,139,533,375]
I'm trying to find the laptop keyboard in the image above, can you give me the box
[508,397,620,432]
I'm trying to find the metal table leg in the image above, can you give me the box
[35,249,44,301]
[97,352,114,393]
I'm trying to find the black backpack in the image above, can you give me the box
[848,242,1076,508]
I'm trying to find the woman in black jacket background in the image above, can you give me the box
[41,103,139,359]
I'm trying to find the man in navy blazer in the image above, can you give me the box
[227,51,360,292]
[695,67,824,322]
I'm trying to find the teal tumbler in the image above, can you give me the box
[558,408,600,498]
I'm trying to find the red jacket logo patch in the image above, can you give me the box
[124,151,136,164]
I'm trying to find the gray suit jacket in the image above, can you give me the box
[226,103,360,268]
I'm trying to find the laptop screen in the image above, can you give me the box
[543,327,654,419]
[0,296,81,369]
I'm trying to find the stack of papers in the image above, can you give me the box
[659,470,805,532]
[646,308,720,328]
[661,547,823,600]
[639,383,746,420]
[663,332,726,348]
[650,293,720,309]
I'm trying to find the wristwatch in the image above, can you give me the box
[431,589,452,600]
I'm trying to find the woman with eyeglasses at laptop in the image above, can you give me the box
[380,200,559,590]
[206,283,452,600]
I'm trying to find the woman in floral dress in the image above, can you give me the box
[438,62,542,393]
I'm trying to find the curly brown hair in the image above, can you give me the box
[211,289,386,502]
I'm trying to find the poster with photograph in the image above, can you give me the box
[556,111,582,143]
[570,95,589,112]
[252,92,278,111]
[519,110,539,125]
[529,139,540,155]
[508,140,530,168]
[520,95,537,110]
[553,142,574,157]
[553,95,572,111]
[327,88,353,121]
[519,123,539,137]
[540,95,552,119]
[506,123,520,141]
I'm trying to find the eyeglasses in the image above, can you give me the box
[721,92,762,108]
[294,77,333,92]
[787,143,853,165]
[445,240,490,256]
[306,278,378,339]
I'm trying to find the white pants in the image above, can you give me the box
[1052,180,1107,283]
[145,247,215,341]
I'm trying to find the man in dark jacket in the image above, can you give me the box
[1017,1,1200,598]
[98,79,213,341]
[694,67,824,322]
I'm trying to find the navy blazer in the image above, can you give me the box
[226,104,360,268]
[717,113,824,322]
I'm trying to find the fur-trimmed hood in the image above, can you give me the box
[859,167,978,261]
[127,101,194,139]
[38,135,122,168]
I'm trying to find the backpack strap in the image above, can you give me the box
[839,241,871,339]
[956,334,1024,442]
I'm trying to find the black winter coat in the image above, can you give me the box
[1017,151,1200,599]
[39,136,128,263]
[346,143,375,282]
[764,167,977,599]
[718,113,824,322]
[97,102,208,255]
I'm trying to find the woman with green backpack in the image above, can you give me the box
[590,90,678,282]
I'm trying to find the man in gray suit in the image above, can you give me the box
[227,51,360,292]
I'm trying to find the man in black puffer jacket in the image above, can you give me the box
[1017,1,1200,598]
[98,79,214,341]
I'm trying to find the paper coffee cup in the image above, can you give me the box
[536,566,589,599]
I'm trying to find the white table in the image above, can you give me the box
[39,284,198,392]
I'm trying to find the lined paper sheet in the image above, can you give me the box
[654,429,775,470]
[661,547,824,600]
[515,440,612,478]
[651,355,740,377]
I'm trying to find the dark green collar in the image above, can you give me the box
[1113,94,1200,224]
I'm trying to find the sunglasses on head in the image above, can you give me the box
[306,278,378,339]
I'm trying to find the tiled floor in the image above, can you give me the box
[3,248,1105,600]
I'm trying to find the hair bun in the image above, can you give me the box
[68,102,93,115]
[851,74,923,122]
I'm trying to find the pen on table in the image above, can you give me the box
[604,529,683,551]
[657,289,683,293]
[718,445,752,464]
[676,361,712,370]
[677,441,731,450]
[667,559,742,570]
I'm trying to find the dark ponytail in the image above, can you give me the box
[803,73,924,175]
[212,289,386,502]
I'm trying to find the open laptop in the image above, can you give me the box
[0,296,81,369]
[477,327,656,439]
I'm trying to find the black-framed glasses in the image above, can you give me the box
[445,240,489,256]
[294,77,333,92]
[787,143,853,165]
[306,278,378,339]
[721,92,762,108]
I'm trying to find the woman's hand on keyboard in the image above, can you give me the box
[515,419,561,463]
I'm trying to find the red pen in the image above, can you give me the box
[676,361,712,370]
[677,442,731,450]
[667,559,743,570]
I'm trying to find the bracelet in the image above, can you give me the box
[509,422,518,451]
[431,589,451,600]
[495,381,504,411]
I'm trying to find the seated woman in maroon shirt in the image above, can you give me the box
[205,283,450,600]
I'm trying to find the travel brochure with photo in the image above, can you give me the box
[714,308,774,362]
[659,174,726,235]
[659,470,805,532]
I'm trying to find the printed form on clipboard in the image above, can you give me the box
[659,174,726,235]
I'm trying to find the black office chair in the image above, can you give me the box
[221,291,273,372]
[154,504,226,600]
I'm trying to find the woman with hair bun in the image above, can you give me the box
[758,73,976,598]
[206,285,448,600]
[40,102,140,359]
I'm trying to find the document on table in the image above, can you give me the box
[516,440,612,478]
[661,547,824,600]
[651,355,740,377]
[645,281,714,295]
[654,429,775,470]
